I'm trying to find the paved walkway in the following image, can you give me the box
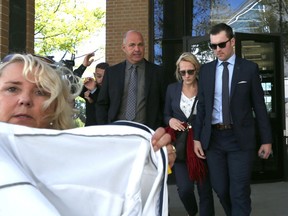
[168,181,288,216]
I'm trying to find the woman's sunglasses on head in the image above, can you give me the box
[1,54,55,65]
[0,54,72,70]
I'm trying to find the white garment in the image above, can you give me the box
[180,93,197,118]
[0,121,168,216]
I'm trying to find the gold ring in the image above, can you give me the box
[172,145,176,153]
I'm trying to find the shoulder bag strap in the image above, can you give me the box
[187,96,198,123]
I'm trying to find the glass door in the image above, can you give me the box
[235,33,284,182]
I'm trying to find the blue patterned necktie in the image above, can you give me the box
[222,62,230,124]
[126,65,138,121]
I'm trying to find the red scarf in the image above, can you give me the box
[166,123,207,183]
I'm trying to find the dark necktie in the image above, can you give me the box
[222,62,230,125]
[126,65,138,120]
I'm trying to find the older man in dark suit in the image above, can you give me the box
[193,23,272,216]
[96,30,166,130]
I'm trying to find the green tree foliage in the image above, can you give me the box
[259,0,288,61]
[74,96,86,125]
[35,0,105,58]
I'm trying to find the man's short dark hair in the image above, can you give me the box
[96,62,109,70]
[210,23,234,39]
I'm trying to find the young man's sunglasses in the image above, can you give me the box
[209,38,232,50]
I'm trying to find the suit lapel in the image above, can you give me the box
[144,60,151,98]
[206,61,217,104]
[119,61,126,93]
[230,58,242,99]
[175,82,187,119]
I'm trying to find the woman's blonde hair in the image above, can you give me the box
[0,53,83,129]
[175,52,200,81]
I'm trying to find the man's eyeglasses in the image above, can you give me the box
[209,38,232,50]
[179,69,196,76]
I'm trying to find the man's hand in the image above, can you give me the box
[194,140,206,159]
[151,127,176,168]
[84,77,96,91]
[258,143,272,159]
[82,52,95,67]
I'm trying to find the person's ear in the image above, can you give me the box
[231,37,236,47]
[121,44,126,52]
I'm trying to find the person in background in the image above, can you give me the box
[82,62,109,126]
[73,52,109,126]
[193,23,272,216]
[164,52,214,216]
[96,30,167,130]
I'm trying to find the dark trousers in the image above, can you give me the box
[206,129,255,216]
[174,162,215,216]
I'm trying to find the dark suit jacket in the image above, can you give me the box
[73,64,98,126]
[164,81,189,124]
[96,59,166,130]
[194,57,272,150]
[80,87,99,126]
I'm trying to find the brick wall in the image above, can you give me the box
[106,0,150,65]
[0,0,34,58]
[0,0,9,57]
[26,0,35,54]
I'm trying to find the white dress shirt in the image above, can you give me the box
[212,54,236,124]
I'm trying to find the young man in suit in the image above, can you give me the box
[74,53,109,126]
[193,23,272,216]
[96,30,167,130]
